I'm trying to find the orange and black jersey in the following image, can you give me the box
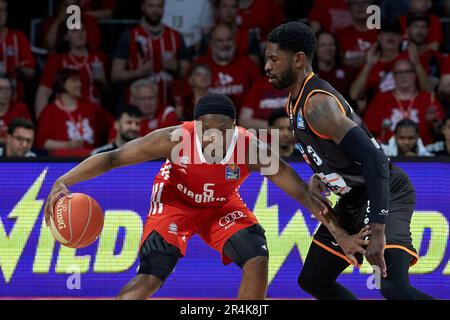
[288,73,419,264]
[286,72,384,198]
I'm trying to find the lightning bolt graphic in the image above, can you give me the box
[253,178,316,284]
[0,168,48,283]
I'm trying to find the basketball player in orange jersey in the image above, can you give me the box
[265,22,432,299]
[44,93,368,300]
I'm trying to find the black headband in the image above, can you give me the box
[193,94,236,120]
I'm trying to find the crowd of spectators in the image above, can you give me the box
[0,0,450,160]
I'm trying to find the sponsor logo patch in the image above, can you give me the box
[297,111,305,129]
[225,164,240,180]
[219,210,247,229]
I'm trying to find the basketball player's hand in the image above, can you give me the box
[309,174,330,195]
[306,191,331,217]
[335,225,371,266]
[44,180,72,227]
[365,224,387,278]
[308,174,332,207]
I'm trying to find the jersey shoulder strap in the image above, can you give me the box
[302,88,349,140]
[286,73,352,140]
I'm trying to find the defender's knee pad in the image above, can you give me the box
[223,224,269,268]
[138,231,181,282]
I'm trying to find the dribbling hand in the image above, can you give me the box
[44,180,72,227]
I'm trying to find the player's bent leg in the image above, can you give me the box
[223,224,269,300]
[298,241,357,300]
[239,256,269,300]
[117,274,163,300]
[117,230,182,300]
[380,248,433,300]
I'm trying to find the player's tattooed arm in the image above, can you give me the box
[305,93,389,276]
[303,93,357,144]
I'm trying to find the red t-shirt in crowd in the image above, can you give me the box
[336,26,378,63]
[41,14,102,50]
[40,51,108,104]
[308,0,352,32]
[237,0,285,41]
[235,27,252,57]
[177,94,196,121]
[417,49,446,76]
[115,24,189,106]
[315,66,356,99]
[195,54,261,112]
[242,77,288,121]
[0,29,36,102]
[362,56,401,100]
[36,100,113,149]
[363,90,444,144]
[417,49,447,88]
[173,77,197,122]
[0,102,31,141]
[141,105,179,135]
[108,104,179,140]
[399,13,443,47]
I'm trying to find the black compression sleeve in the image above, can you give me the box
[338,126,390,224]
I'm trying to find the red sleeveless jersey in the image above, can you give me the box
[150,121,254,210]
[127,25,183,105]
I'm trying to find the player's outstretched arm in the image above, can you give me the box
[304,93,390,276]
[248,141,369,265]
[267,159,369,265]
[44,126,179,226]
[247,136,330,217]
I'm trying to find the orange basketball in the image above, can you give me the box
[50,193,104,248]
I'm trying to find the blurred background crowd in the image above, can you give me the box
[0,0,449,160]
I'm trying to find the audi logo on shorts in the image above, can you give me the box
[219,211,247,227]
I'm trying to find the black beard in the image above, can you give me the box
[272,68,295,89]
[411,37,425,46]
[144,14,162,26]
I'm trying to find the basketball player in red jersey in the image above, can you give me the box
[44,94,368,299]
